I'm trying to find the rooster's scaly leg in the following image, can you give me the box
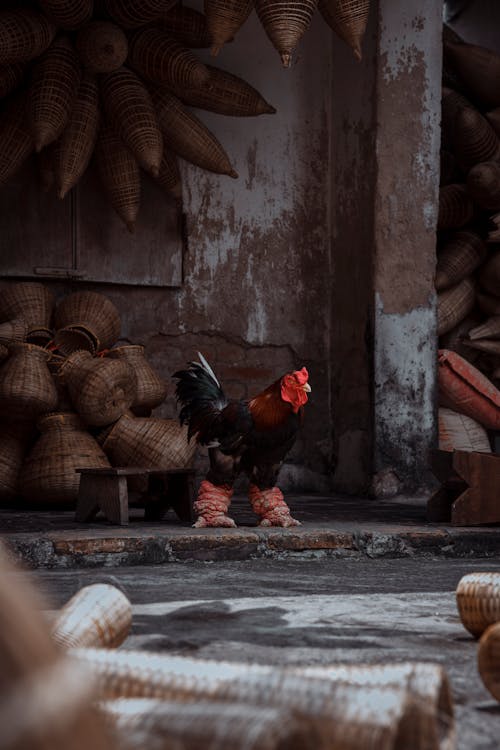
[193,479,236,528]
[248,485,301,527]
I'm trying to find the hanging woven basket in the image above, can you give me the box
[319,0,370,61]
[435,231,487,291]
[105,0,178,28]
[102,413,196,468]
[95,126,141,232]
[0,62,24,98]
[0,9,56,65]
[161,5,212,48]
[54,291,121,351]
[437,184,474,231]
[107,345,168,412]
[129,27,210,89]
[453,106,500,172]
[0,95,33,187]
[75,21,128,73]
[0,343,58,422]
[154,148,182,201]
[445,41,500,109]
[101,67,163,176]
[38,0,94,30]
[255,0,318,67]
[437,277,476,336]
[0,282,54,330]
[205,0,254,56]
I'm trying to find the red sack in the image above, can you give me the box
[438,349,500,430]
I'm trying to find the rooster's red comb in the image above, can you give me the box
[293,367,309,385]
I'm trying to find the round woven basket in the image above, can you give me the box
[255,0,318,66]
[205,0,254,56]
[102,413,195,468]
[76,22,128,74]
[54,291,121,352]
[0,282,54,330]
[0,426,26,499]
[0,342,58,422]
[19,412,111,504]
[107,346,168,412]
[95,126,141,233]
[0,318,29,345]
[0,8,56,65]
[39,0,94,30]
[456,572,500,638]
[478,622,500,702]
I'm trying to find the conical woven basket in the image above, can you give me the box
[0,62,24,98]
[319,0,370,61]
[479,250,500,297]
[478,621,500,702]
[161,5,211,48]
[129,28,210,89]
[441,87,472,149]
[52,584,132,650]
[107,345,168,411]
[28,35,82,152]
[0,426,27,499]
[56,72,99,199]
[154,89,237,177]
[205,0,254,56]
[453,107,500,172]
[59,350,136,427]
[101,67,163,176]
[466,161,500,211]
[437,277,476,336]
[469,317,500,341]
[173,64,276,116]
[75,21,128,73]
[445,41,500,109]
[456,572,500,638]
[106,0,178,28]
[0,94,34,186]
[255,0,318,66]
[20,412,111,504]
[0,343,58,422]
[478,292,500,317]
[0,318,29,345]
[38,0,94,30]
[102,413,196,468]
[154,148,182,200]
[95,126,141,233]
[437,184,474,231]
[0,283,54,330]
[54,291,121,352]
[435,231,486,291]
[0,9,56,65]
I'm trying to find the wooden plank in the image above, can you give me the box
[451,451,500,526]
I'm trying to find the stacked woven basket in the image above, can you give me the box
[437,26,500,453]
[0,282,194,506]
[0,2,371,231]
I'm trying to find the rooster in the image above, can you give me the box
[173,353,311,528]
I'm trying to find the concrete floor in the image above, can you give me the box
[26,557,500,750]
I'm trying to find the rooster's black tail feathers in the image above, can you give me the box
[173,353,227,443]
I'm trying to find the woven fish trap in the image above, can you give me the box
[453,107,500,172]
[445,41,500,109]
[319,0,370,61]
[102,414,195,468]
[154,148,182,200]
[161,5,212,48]
[54,325,98,356]
[0,343,58,422]
[0,62,24,98]
[478,622,500,703]
[129,28,210,89]
[26,327,53,347]
[102,698,315,750]
[437,184,474,231]
[456,572,500,638]
[39,0,94,30]
[56,73,99,199]
[466,161,500,211]
[105,0,178,28]
[52,584,132,650]
[478,291,500,317]
[437,277,475,337]
[19,412,110,504]
[29,35,82,152]
[95,126,141,232]
[0,318,29,345]
[435,231,487,292]
[59,350,136,427]
[0,426,26,499]
[255,0,318,67]
[205,0,254,56]
[0,95,33,187]
[0,9,56,65]
[0,282,54,329]
[101,67,163,176]
[174,64,276,116]
[75,22,128,74]
[154,89,237,177]
[479,249,500,297]
[107,345,168,411]
[54,291,121,351]
[469,316,500,341]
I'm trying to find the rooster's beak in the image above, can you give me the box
[302,383,311,393]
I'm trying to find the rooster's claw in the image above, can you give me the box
[259,516,302,528]
[193,515,237,528]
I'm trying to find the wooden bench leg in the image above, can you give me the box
[75,474,100,522]
[76,474,129,526]
[167,473,196,523]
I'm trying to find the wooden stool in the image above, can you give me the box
[427,449,500,526]
[75,467,196,526]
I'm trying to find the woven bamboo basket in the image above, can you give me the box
[437,277,475,337]
[54,325,99,356]
[0,282,54,330]
[445,41,500,109]
[441,87,471,149]
[468,316,500,341]
[438,407,492,453]
[102,413,196,468]
[439,314,482,364]
[255,0,318,66]
[19,412,110,504]
[29,35,82,153]
[154,89,237,177]
[0,343,58,422]
[453,107,500,172]
[26,327,53,347]
[52,584,132,650]
[478,291,500,317]
[103,698,315,750]
[0,62,24,98]
[435,231,486,291]
[0,9,56,65]
[173,64,276,116]
[0,426,27,499]
[75,22,128,74]
[319,0,370,61]
[95,127,141,232]
[462,338,500,356]
[456,572,500,638]
[59,350,136,427]
[129,28,210,89]
[101,68,163,176]
[0,95,34,186]
[437,184,474,231]
[0,318,28,345]
[39,0,94,30]
[162,5,212,48]
[54,291,121,352]
[107,345,168,411]
[154,148,182,200]
[466,161,500,211]
[205,0,254,56]
[479,250,500,297]
[106,0,178,28]
[478,622,500,703]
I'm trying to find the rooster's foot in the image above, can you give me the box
[259,514,301,528]
[248,485,301,528]
[193,514,237,528]
[193,480,235,529]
